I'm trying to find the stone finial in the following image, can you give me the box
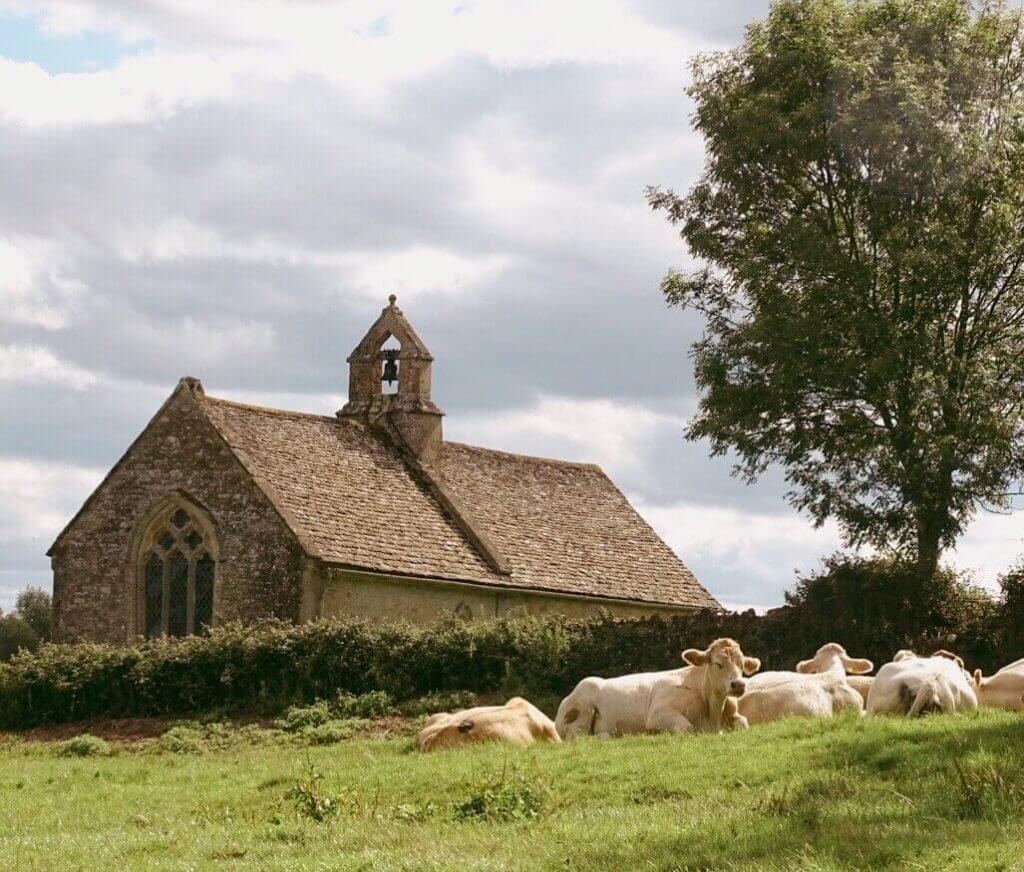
[178,376,205,397]
[388,293,397,306]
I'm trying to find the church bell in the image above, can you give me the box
[381,350,399,385]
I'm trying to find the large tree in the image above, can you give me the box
[650,0,1024,586]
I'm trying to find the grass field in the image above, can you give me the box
[3,710,1024,871]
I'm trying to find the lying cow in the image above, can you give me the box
[736,643,871,724]
[972,658,1024,711]
[417,697,560,751]
[794,642,876,706]
[866,650,978,716]
[555,637,760,739]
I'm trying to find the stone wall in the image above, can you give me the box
[316,567,687,625]
[51,384,304,643]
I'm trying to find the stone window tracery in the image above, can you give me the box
[139,504,217,638]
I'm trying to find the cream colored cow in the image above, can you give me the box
[736,643,871,725]
[801,641,875,705]
[554,638,760,739]
[972,658,1024,711]
[867,650,978,716]
[417,697,560,751]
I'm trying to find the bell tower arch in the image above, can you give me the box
[339,295,444,462]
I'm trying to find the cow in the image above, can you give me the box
[972,658,1024,711]
[736,643,872,724]
[417,697,560,751]
[799,641,875,705]
[554,638,760,739]
[866,650,978,716]
[795,642,874,679]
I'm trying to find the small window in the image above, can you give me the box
[140,505,217,639]
[454,602,473,621]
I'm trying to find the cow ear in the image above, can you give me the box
[842,657,873,675]
[973,668,983,687]
[742,656,761,676]
[682,648,707,666]
[795,659,815,674]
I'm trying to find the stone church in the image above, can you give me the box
[49,297,719,642]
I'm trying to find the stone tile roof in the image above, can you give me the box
[200,394,719,610]
[438,442,719,609]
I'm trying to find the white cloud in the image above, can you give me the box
[950,511,1024,594]
[0,237,83,330]
[0,344,98,390]
[450,394,682,482]
[639,499,845,608]
[346,246,510,300]
[0,455,103,544]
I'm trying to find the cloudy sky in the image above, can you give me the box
[1,0,1021,615]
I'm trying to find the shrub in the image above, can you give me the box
[398,690,478,717]
[57,734,112,758]
[778,555,999,669]
[996,562,1024,662]
[0,615,39,663]
[275,702,332,732]
[332,691,393,719]
[293,719,364,746]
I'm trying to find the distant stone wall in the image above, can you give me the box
[51,385,304,643]
[316,567,688,625]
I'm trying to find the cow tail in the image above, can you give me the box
[908,677,942,716]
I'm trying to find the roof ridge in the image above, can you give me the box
[444,439,604,471]
[204,396,603,470]
[202,393,343,425]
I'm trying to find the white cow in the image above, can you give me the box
[800,642,874,705]
[736,643,872,724]
[554,638,760,739]
[972,658,1024,711]
[867,650,978,716]
[417,697,560,751]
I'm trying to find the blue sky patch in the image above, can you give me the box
[0,13,149,74]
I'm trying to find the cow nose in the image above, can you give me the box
[729,679,747,697]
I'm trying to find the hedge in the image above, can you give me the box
[0,554,1015,730]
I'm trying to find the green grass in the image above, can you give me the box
[3,710,1024,870]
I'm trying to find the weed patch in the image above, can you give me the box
[56,734,112,758]
[284,763,343,823]
[452,763,549,823]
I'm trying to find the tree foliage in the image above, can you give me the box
[0,586,52,663]
[14,587,51,642]
[650,0,1024,582]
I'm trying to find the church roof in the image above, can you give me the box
[199,393,719,610]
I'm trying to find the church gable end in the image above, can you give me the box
[50,379,305,642]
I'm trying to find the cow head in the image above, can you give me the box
[933,649,966,670]
[796,642,873,677]
[682,637,760,699]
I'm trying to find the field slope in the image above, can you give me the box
[3,711,1024,870]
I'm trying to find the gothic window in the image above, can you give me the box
[139,504,217,639]
[454,601,473,621]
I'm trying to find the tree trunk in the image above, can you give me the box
[914,519,942,594]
